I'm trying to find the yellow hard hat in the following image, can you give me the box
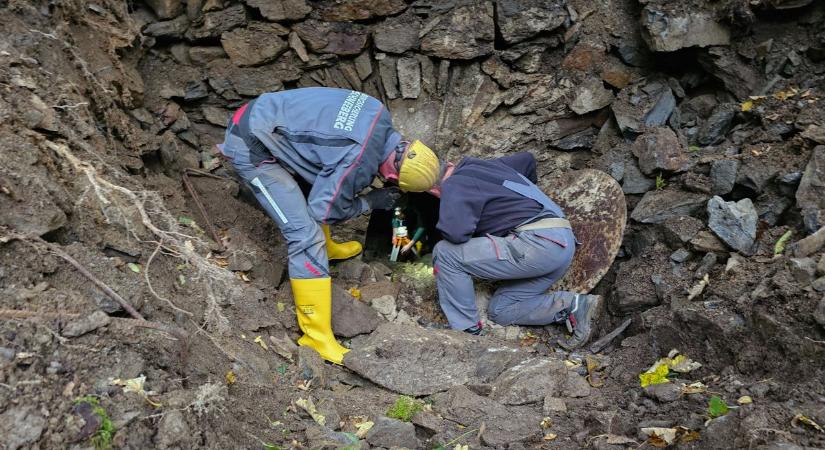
[398,140,440,192]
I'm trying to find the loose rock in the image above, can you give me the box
[245,0,310,21]
[641,8,730,52]
[632,127,688,175]
[631,190,709,224]
[491,357,568,405]
[145,0,183,19]
[0,406,46,450]
[366,416,420,449]
[569,78,614,115]
[62,310,111,337]
[710,159,739,195]
[397,57,421,99]
[374,12,422,54]
[293,20,369,56]
[707,196,757,255]
[332,285,383,337]
[796,146,825,233]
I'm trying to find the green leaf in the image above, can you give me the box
[708,395,729,418]
[178,216,194,226]
[276,364,287,375]
[688,145,700,152]
[774,230,793,255]
[341,432,359,444]
[127,263,141,273]
[262,444,281,450]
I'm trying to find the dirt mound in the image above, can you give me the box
[1,0,825,449]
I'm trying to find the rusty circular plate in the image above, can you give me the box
[542,169,626,293]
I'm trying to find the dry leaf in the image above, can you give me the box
[737,396,752,405]
[543,433,558,441]
[348,287,361,300]
[792,414,825,433]
[276,302,285,313]
[355,420,374,439]
[682,382,707,395]
[254,335,269,350]
[295,397,325,426]
[225,370,236,385]
[111,375,162,407]
[541,417,552,428]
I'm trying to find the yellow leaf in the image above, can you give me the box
[792,414,825,433]
[111,375,162,407]
[668,354,702,373]
[355,420,374,439]
[741,100,753,112]
[541,417,552,428]
[225,370,236,385]
[276,302,285,313]
[254,336,268,350]
[348,287,361,300]
[454,444,469,450]
[639,364,670,387]
[543,433,558,441]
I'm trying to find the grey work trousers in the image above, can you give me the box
[433,227,578,330]
[235,161,329,279]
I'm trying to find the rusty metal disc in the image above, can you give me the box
[542,169,626,293]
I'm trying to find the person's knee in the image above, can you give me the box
[486,295,513,325]
[433,240,458,268]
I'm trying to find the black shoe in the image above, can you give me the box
[558,294,603,350]
[464,322,483,335]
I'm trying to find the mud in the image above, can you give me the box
[1,0,824,449]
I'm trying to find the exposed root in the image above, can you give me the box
[45,140,233,335]
[0,309,183,340]
[145,240,194,317]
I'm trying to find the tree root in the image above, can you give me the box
[0,309,185,340]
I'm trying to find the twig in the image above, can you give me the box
[25,235,145,320]
[52,102,89,110]
[804,337,825,346]
[182,169,224,252]
[145,240,193,317]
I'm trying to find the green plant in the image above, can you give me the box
[688,145,700,152]
[655,172,666,190]
[708,395,730,418]
[74,396,115,450]
[386,395,424,422]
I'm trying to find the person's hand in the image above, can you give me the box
[400,241,415,254]
[363,187,401,210]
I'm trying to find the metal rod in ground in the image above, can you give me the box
[182,169,225,252]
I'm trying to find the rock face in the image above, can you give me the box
[186,4,247,40]
[612,81,676,134]
[397,57,421,99]
[707,196,758,255]
[641,8,731,52]
[293,20,369,56]
[569,78,615,115]
[631,190,709,224]
[374,13,422,54]
[495,0,567,44]
[344,323,528,396]
[145,0,183,19]
[434,386,542,446]
[220,23,288,67]
[420,2,495,60]
[632,127,688,175]
[316,0,406,21]
[245,0,311,21]
[365,416,420,449]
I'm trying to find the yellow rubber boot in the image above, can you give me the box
[290,277,349,365]
[322,224,362,261]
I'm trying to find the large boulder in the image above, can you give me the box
[495,0,566,44]
[707,196,758,255]
[490,357,568,405]
[420,2,495,60]
[632,127,688,175]
[344,323,529,396]
[641,7,730,52]
[220,23,288,67]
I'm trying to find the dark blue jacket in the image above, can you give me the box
[436,153,564,243]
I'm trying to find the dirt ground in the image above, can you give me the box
[1,0,825,449]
